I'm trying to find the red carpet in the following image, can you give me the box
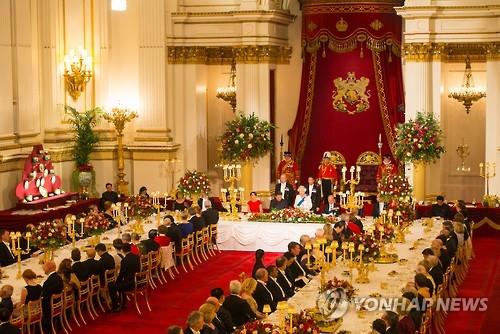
[71,251,281,334]
[445,226,500,334]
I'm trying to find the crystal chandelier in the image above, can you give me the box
[216,61,237,113]
[448,56,486,114]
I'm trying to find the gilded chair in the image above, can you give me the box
[89,274,106,315]
[159,244,176,280]
[25,299,43,334]
[10,306,24,334]
[102,269,116,310]
[209,224,220,254]
[175,237,193,273]
[62,286,80,331]
[124,270,152,315]
[355,151,381,194]
[76,279,94,324]
[187,233,198,266]
[202,227,212,257]
[49,293,67,334]
[194,230,207,263]
[148,250,165,289]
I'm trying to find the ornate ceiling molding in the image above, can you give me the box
[167,45,293,65]
[403,42,500,62]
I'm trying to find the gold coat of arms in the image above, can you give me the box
[332,72,371,115]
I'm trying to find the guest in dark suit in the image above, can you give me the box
[202,201,219,225]
[71,248,89,282]
[0,229,16,267]
[402,291,422,329]
[95,243,115,284]
[166,326,184,334]
[269,192,288,211]
[0,307,20,334]
[305,177,321,213]
[184,311,205,334]
[275,256,294,298]
[198,194,215,212]
[266,266,286,302]
[428,255,444,287]
[179,212,194,238]
[322,195,340,216]
[431,239,451,271]
[275,174,294,208]
[210,288,234,334]
[252,268,276,312]
[41,260,64,332]
[189,206,206,232]
[108,243,140,311]
[141,229,160,253]
[371,318,387,334]
[84,249,101,278]
[100,183,119,209]
[222,280,256,327]
[382,310,399,334]
[164,215,182,246]
[431,195,452,219]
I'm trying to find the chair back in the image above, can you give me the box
[148,250,160,269]
[140,254,150,272]
[202,227,210,243]
[159,245,175,269]
[63,286,75,308]
[176,237,190,255]
[104,269,116,286]
[187,233,195,249]
[135,270,149,293]
[78,279,91,301]
[90,274,101,295]
[195,230,204,245]
[26,299,42,324]
[209,224,218,241]
[10,305,24,329]
[50,292,64,317]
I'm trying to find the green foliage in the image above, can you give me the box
[65,105,103,166]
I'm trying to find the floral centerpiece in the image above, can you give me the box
[349,233,381,260]
[177,170,211,196]
[125,195,155,219]
[324,277,356,300]
[219,113,275,162]
[83,212,110,236]
[248,208,336,224]
[394,111,445,164]
[379,173,415,223]
[243,321,277,334]
[30,219,67,250]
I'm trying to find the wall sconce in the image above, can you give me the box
[64,48,92,102]
[448,56,486,114]
[456,139,471,172]
[111,0,127,11]
[216,61,237,113]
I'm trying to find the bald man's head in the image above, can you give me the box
[42,260,56,274]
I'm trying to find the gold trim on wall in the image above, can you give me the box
[167,45,293,65]
[403,42,500,62]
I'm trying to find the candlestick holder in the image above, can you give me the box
[479,162,496,196]
[151,191,166,227]
[10,232,31,279]
[164,158,181,197]
[339,165,363,211]
[220,164,244,220]
[66,216,85,249]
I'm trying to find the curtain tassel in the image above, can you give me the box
[359,41,364,58]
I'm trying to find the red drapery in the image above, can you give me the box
[288,1,405,183]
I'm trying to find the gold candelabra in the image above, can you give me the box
[64,48,92,101]
[456,140,471,172]
[103,107,138,195]
[151,192,167,227]
[164,158,181,196]
[10,232,31,279]
[220,164,244,220]
[353,244,375,284]
[372,215,399,264]
[339,165,363,210]
[479,162,496,196]
[448,56,486,114]
[65,215,84,249]
[112,202,129,237]
[216,61,237,113]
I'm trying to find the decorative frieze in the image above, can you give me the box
[403,42,500,62]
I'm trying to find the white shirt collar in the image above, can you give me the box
[189,328,201,334]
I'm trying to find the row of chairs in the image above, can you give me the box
[10,224,220,333]
[419,225,474,334]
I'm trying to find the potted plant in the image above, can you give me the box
[65,106,103,198]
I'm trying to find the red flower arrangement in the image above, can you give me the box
[248,208,335,224]
[290,311,321,334]
[83,212,110,235]
[177,170,211,196]
[243,321,277,334]
[324,277,356,300]
[125,195,155,219]
[349,233,380,260]
[379,173,415,223]
[30,219,67,250]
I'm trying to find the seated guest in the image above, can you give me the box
[84,249,101,278]
[210,288,234,334]
[287,241,314,282]
[19,269,42,305]
[41,260,64,332]
[201,201,219,226]
[130,233,143,256]
[142,229,160,253]
[431,239,450,271]
[431,195,451,219]
[284,252,306,288]
[167,326,184,334]
[294,186,312,212]
[205,297,226,334]
[112,238,125,268]
[427,255,444,287]
[222,280,256,327]
[0,307,20,334]
[58,259,80,298]
[0,285,14,313]
[164,215,182,246]
[198,303,218,334]
[189,206,205,232]
[101,183,119,208]
[184,311,204,334]
[275,174,294,208]
[71,248,89,281]
[381,310,399,334]
[438,228,457,258]
[0,229,16,267]
[121,232,132,246]
[270,191,288,211]
[155,225,172,246]
[275,256,294,298]
[415,273,432,299]
[179,212,194,238]
[323,195,340,216]
[240,278,263,318]
[342,214,361,235]
[95,243,116,284]
[305,177,321,213]
[453,220,465,246]
[349,208,364,232]
[371,318,387,334]
[102,201,117,227]
[253,268,276,312]
[266,265,286,302]
[396,298,415,334]
[247,192,263,213]
[174,192,188,211]
[416,260,436,292]
[139,186,149,198]
[109,243,140,312]
[251,249,266,279]
[402,290,422,329]
[197,193,212,212]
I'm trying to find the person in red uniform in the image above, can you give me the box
[317,152,338,204]
[376,154,398,189]
[276,151,300,189]
[247,191,263,213]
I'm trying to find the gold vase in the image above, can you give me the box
[413,161,426,201]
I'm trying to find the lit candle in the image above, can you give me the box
[26,232,31,250]
[164,193,168,207]
[80,218,85,235]
[10,232,16,252]
[378,133,381,142]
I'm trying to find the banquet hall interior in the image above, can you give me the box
[0,0,499,333]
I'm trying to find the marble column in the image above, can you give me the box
[485,57,500,194]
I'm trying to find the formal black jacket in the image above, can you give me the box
[274,182,294,207]
[305,184,321,212]
[84,258,101,278]
[429,265,444,287]
[0,242,16,267]
[0,323,20,334]
[100,191,119,209]
[216,306,234,334]
[141,239,160,253]
[267,277,286,302]
[439,248,451,271]
[98,252,116,283]
[322,203,340,216]
[190,216,206,232]
[41,272,64,315]
[445,235,457,258]
[166,224,182,246]
[269,199,288,211]
[431,203,452,219]
[222,294,256,327]
[286,261,308,288]
[276,270,295,298]
[71,261,89,281]
[202,208,219,225]
[117,252,140,284]
[252,281,276,312]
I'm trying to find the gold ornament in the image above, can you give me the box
[332,72,371,115]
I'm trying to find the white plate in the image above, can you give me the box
[51,175,56,184]
[24,180,29,190]
[44,169,48,177]
[39,186,48,198]
[40,178,45,187]
[35,179,40,187]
